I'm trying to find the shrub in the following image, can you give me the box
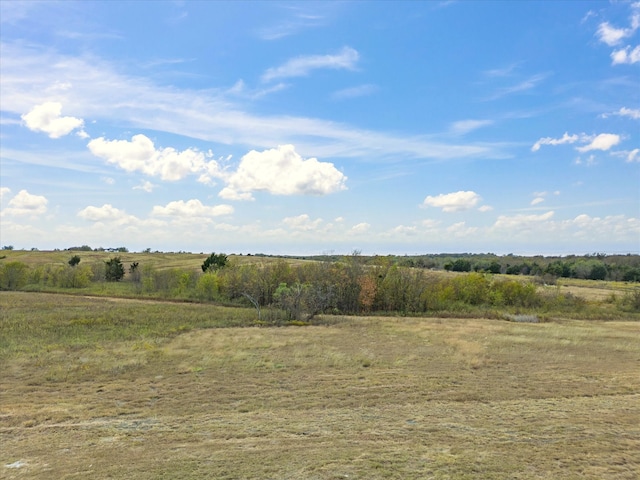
[451,273,489,305]
[0,261,29,290]
[105,257,125,282]
[491,279,540,307]
[618,289,640,312]
[58,265,92,288]
[201,252,228,272]
[196,272,219,301]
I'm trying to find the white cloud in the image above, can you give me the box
[603,107,640,119]
[568,214,640,239]
[533,132,622,153]
[1,43,504,163]
[611,45,640,64]
[531,132,580,151]
[0,187,10,201]
[217,188,255,201]
[88,134,221,181]
[21,102,85,138]
[597,21,637,46]
[282,214,323,231]
[133,180,156,192]
[331,84,378,100]
[478,205,494,212]
[151,199,233,218]
[493,211,555,230]
[257,5,328,40]
[220,144,347,200]
[446,221,478,238]
[391,225,418,236]
[449,119,493,135]
[575,133,621,152]
[262,46,359,82]
[227,78,290,99]
[625,148,640,162]
[349,222,370,234]
[421,219,441,228]
[574,154,597,167]
[101,177,115,185]
[78,204,132,222]
[1,190,48,216]
[484,73,549,101]
[422,191,481,212]
[531,197,545,206]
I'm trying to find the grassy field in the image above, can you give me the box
[0,250,313,272]
[1,292,639,479]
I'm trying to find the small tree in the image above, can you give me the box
[68,255,81,267]
[105,257,125,282]
[201,252,228,272]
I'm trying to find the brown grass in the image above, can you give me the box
[1,292,639,479]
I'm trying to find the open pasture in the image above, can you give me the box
[1,292,639,479]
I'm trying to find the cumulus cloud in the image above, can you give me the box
[151,199,233,218]
[391,225,418,236]
[262,46,359,82]
[88,134,221,181]
[21,102,86,138]
[602,107,640,119]
[533,132,622,153]
[611,45,640,64]
[493,211,555,230]
[219,144,347,200]
[2,189,48,216]
[133,180,156,192]
[530,190,559,205]
[566,214,640,242]
[349,222,370,234]
[0,187,10,201]
[422,191,481,212]
[595,6,640,65]
[282,214,323,231]
[78,204,132,222]
[575,133,621,152]
[217,188,255,201]
[446,221,478,237]
[597,21,637,46]
[531,132,580,151]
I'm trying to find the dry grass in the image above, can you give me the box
[1,292,639,479]
[0,250,315,273]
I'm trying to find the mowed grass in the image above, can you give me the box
[1,292,639,479]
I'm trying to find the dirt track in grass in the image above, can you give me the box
[1,293,639,479]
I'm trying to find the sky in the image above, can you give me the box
[1,0,639,256]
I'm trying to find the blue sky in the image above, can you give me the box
[1,0,638,255]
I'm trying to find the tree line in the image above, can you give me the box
[2,252,639,319]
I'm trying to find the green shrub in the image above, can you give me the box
[196,272,220,301]
[0,261,29,290]
[491,279,540,307]
[105,257,125,282]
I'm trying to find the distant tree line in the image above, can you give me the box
[3,251,639,317]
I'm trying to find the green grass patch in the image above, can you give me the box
[0,292,259,359]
